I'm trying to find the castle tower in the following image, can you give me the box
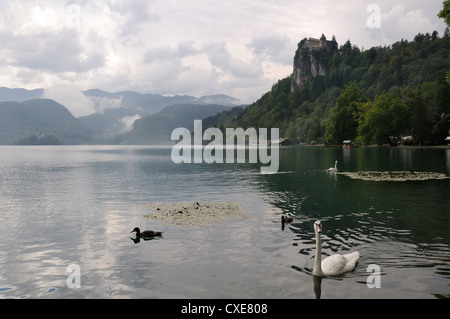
[320,34,327,48]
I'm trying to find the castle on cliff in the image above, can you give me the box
[303,34,332,50]
[290,34,336,93]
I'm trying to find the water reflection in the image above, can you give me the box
[447,149,450,172]
[130,236,162,244]
[313,276,322,299]
[0,146,448,298]
[263,147,449,298]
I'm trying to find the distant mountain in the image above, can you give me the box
[0,87,44,102]
[0,87,243,144]
[119,104,233,144]
[79,90,242,140]
[0,99,90,145]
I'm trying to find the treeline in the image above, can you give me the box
[230,30,450,146]
[325,78,449,146]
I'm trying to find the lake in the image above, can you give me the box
[0,145,449,299]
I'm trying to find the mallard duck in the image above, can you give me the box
[131,227,163,238]
[281,216,294,223]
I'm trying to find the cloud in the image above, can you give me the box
[206,42,264,80]
[1,29,105,73]
[0,0,447,106]
[120,115,142,133]
[88,95,124,114]
[105,0,158,35]
[43,84,95,117]
[248,31,294,65]
[364,3,436,46]
[143,41,200,63]
[144,41,263,80]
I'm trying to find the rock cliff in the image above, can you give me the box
[290,34,337,92]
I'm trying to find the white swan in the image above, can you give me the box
[327,160,338,172]
[312,220,360,277]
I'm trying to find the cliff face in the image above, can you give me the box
[291,51,327,91]
[290,35,337,93]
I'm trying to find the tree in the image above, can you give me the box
[438,0,450,26]
[325,82,369,144]
[357,93,409,145]
[438,1,450,86]
[421,72,450,143]
[404,86,432,146]
[285,121,298,143]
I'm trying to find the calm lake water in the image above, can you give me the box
[0,145,449,299]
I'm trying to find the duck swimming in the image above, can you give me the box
[131,227,163,238]
[281,216,294,223]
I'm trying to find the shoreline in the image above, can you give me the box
[314,144,450,150]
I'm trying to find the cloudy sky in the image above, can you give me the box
[0,0,447,116]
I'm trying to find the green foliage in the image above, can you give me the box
[285,121,298,143]
[438,0,450,26]
[225,30,450,146]
[325,82,369,144]
[416,72,450,144]
[237,77,294,130]
[357,93,409,145]
[404,86,432,146]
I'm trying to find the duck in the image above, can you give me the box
[312,220,360,277]
[131,227,163,238]
[326,160,338,172]
[281,216,294,224]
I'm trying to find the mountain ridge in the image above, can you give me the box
[0,99,90,145]
[0,88,243,145]
[119,103,234,144]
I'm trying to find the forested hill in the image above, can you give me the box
[0,99,90,145]
[230,30,450,146]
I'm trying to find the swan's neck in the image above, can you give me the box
[334,162,337,169]
[313,231,323,276]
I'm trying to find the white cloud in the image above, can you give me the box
[362,3,437,48]
[120,115,142,133]
[248,31,292,64]
[88,96,124,114]
[0,0,447,114]
[43,84,95,117]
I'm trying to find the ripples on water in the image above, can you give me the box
[265,148,450,298]
[0,146,449,299]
